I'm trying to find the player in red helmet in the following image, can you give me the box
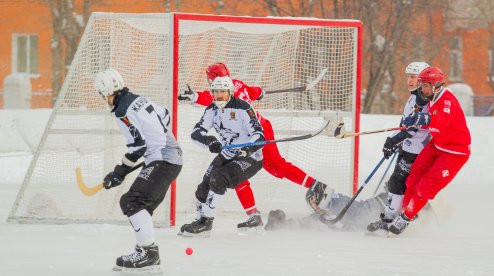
[389,66,471,235]
[178,63,333,234]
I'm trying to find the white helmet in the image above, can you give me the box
[210,76,234,108]
[405,62,430,75]
[94,69,125,97]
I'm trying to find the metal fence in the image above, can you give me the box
[472,95,494,116]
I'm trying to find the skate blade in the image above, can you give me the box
[365,229,389,238]
[122,265,163,275]
[182,230,211,238]
[177,231,183,236]
[112,265,123,271]
[238,226,266,236]
[319,187,335,209]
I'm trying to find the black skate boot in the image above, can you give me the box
[112,247,140,271]
[389,213,412,235]
[120,244,162,274]
[238,211,266,235]
[265,209,287,231]
[177,223,189,235]
[305,180,334,211]
[182,216,214,238]
[365,213,394,237]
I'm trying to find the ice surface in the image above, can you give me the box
[1,112,493,275]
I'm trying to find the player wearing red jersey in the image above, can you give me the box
[389,67,471,235]
[178,63,333,231]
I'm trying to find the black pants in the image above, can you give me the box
[387,149,418,195]
[120,160,182,217]
[195,154,263,203]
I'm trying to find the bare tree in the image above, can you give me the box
[46,0,91,107]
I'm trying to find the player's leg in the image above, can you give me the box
[184,156,263,237]
[367,150,418,234]
[116,161,181,272]
[180,155,224,236]
[234,180,259,215]
[401,142,436,211]
[260,117,333,209]
[390,148,469,235]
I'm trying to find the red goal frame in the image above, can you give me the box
[169,13,362,227]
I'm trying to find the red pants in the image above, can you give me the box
[402,142,469,219]
[235,117,315,214]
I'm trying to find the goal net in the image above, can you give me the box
[8,13,361,226]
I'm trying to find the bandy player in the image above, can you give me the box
[389,67,471,235]
[178,63,333,230]
[367,62,431,235]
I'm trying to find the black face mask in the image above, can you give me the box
[418,82,444,102]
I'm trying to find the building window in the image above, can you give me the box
[449,36,463,82]
[12,34,38,76]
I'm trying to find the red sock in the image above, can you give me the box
[404,194,428,219]
[235,182,258,215]
[285,165,315,188]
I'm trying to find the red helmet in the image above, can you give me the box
[418,67,444,87]
[206,63,230,84]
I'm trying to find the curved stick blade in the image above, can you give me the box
[334,122,345,139]
[76,168,103,196]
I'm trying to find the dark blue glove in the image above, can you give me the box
[103,164,131,190]
[403,112,431,128]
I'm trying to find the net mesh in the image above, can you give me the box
[8,13,359,225]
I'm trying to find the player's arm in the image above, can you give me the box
[427,99,457,128]
[383,118,412,159]
[245,84,265,101]
[190,107,222,153]
[239,106,265,156]
[104,114,147,189]
[178,85,214,106]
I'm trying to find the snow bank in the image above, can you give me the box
[0,109,52,153]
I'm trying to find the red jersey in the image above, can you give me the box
[423,88,471,155]
[194,79,263,107]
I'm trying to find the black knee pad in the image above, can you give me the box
[195,182,209,203]
[209,170,230,195]
[120,191,151,217]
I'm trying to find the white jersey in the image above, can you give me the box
[391,92,432,154]
[191,97,264,160]
[112,89,183,166]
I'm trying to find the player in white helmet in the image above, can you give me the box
[183,76,265,237]
[366,62,432,236]
[95,69,183,273]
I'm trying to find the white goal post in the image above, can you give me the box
[8,13,362,227]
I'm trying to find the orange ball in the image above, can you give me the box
[185,248,193,255]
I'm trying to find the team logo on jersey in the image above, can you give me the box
[248,109,255,118]
[230,111,236,121]
[121,117,132,126]
[442,170,449,178]
[433,110,438,114]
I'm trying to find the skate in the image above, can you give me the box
[389,213,412,235]
[365,213,393,238]
[118,244,162,275]
[182,216,214,238]
[264,209,287,231]
[238,211,266,235]
[305,180,334,211]
[177,223,188,235]
[112,246,140,271]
